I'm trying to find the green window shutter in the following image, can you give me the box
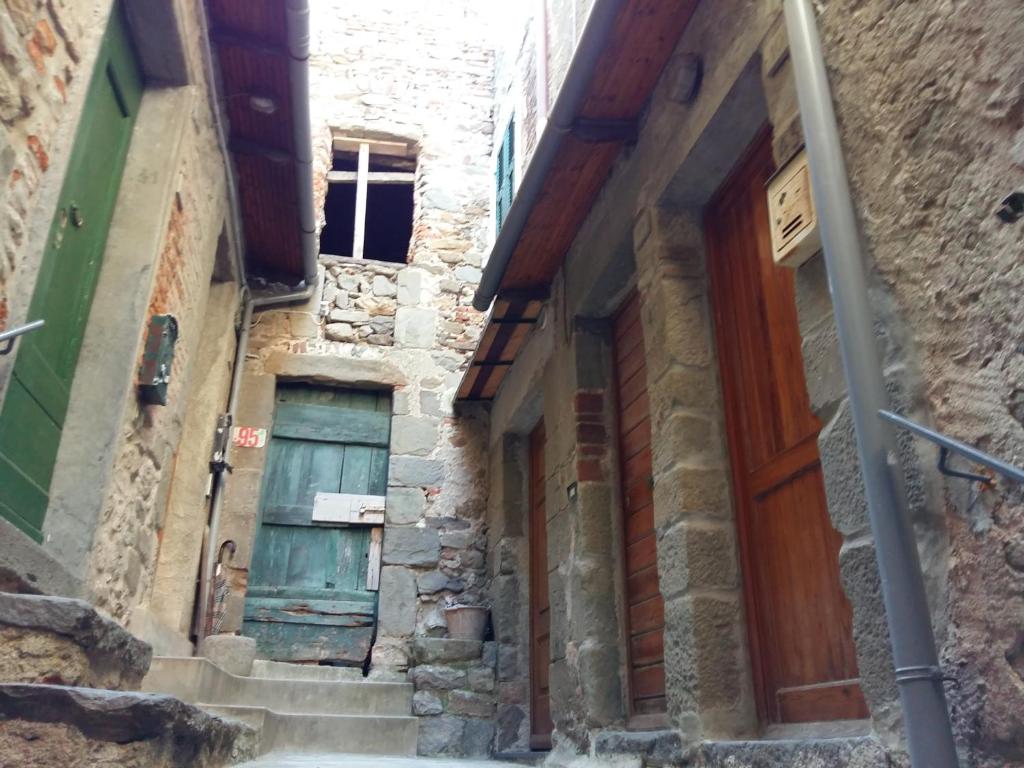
[496,115,516,233]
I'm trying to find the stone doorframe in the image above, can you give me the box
[214,348,409,635]
[484,308,549,753]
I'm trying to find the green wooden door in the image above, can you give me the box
[0,4,143,542]
[243,385,391,664]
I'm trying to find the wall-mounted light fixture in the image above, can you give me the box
[666,53,703,105]
[566,481,579,504]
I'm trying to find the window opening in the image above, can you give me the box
[496,115,516,233]
[321,137,415,263]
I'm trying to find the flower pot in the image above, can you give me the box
[444,605,488,641]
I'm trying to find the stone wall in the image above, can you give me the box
[486,0,1024,765]
[215,3,497,743]
[0,0,97,338]
[814,3,1024,764]
[408,638,498,758]
[0,0,240,641]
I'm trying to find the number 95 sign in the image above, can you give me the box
[232,426,267,449]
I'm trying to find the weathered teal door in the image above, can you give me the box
[243,385,390,664]
[0,4,143,541]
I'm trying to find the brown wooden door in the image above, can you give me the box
[614,292,667,724]
[705,129,867,725]
[529,422,553,749]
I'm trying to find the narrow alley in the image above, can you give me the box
[0,0,1022,767]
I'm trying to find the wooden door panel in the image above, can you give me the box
[243,386,387,664]
[705,128,864,724]
[0,4,142,542]
[614,292,668,721]
[749,471,857,687]
[529,422,553,749]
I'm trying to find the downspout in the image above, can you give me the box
[783,2,959,766]
[473,0,627,311]
[196,0,319,651]
[285,0,319,288]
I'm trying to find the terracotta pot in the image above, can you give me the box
[444,605,488,641]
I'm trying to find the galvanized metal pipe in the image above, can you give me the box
[783,1,959,765]
[285,0,319,287]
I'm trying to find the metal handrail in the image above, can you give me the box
[0,319,44,355]
[880,410,1024,486]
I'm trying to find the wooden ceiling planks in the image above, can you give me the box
[456,299,545,402]
[497,0,700,295]
[208,0,304,282]
[209,0,288,47]
[581,0,701,118]
[500,138,621,290]
[461,0,700,401]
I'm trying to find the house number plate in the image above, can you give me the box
[232,426,267,449]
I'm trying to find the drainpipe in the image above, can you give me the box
[473,0,627,311]
[285,0,319,287]
[196,0,319,652]
[783,2,959,766]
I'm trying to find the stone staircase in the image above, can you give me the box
[143,656,419,757]
[0,592,255,767]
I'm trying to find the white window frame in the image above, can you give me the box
[326,135,416,261]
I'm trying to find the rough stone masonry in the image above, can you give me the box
[214,0,497,708]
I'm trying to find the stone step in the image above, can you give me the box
[237,754,526,767]
[0,683,256,767]
[201,704,419,756]
[251,659,365,682]
[144,656,414,717]
[237,755,525,767]
[411,637,486,665]
[0,592,152,690]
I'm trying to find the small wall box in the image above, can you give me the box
[138,314,178,405]
[767,148,821,268]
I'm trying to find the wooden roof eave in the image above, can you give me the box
[459,0,701,402]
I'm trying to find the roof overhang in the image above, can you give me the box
[457,0,701,402]
[208,0,306,284]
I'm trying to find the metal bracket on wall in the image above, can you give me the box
[209,413,233,476]
[937,447,990,485]
[0,319,44,356]
[879,409,1024,486]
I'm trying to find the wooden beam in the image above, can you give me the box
[333,136,411,157]
[211,29,289,58]
[327,171,416,185]
[353,142,369,260]
[366,528,382,592]
[229,138,291,163]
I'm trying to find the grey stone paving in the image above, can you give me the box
[240,755,524,768]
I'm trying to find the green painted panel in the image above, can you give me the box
[244,597,375,627]
[0,3,143,541]
[241,621,374,665]
[246,585,371,602]
[273,403,391,446]
[245,385,391,662]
